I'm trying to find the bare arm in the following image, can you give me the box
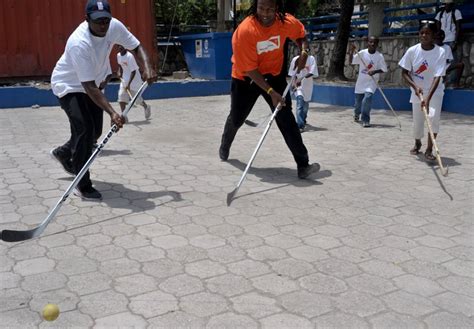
[131,44,157,84]
[82,81,124,129]
[294,37,309,72]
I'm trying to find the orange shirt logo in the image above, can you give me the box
[256,36,280,55]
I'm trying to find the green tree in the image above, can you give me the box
[155,0,217,26]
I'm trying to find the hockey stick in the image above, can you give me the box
[353,47,402,130]
[227,75,296,206]
[244,113,272,128]
[419,96,448,176]
[0,82,149,242]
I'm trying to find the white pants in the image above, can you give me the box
[118,87,144,105]
[412,95,443,139]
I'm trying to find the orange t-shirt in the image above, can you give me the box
[231,14,305,80]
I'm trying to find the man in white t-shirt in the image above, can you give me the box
[288,53,317,132]
[348,36,388,127]
[117,45,151,120]
[50,0,157,200]
[435,0,462,50]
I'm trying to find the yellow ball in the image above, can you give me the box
[42,303,60,321]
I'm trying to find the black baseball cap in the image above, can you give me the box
[86,0,112,20]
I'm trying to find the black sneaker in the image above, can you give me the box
[50,148,75,176]
[297,163,321,179]
[219,144,230,161]
[354,115,360,122]
[74,186,102,201]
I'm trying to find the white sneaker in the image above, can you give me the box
[144,104,151,120]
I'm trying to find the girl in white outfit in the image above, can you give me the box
[399,22,446,161]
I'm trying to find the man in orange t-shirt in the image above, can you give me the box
[219,0,320,179]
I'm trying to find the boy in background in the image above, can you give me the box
[117,45,151,120]
[288,52,317,132]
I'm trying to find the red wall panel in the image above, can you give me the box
[0,0,158,78]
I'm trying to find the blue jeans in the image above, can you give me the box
[354,92,374,123]
[296,95,309,129]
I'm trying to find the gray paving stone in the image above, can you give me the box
[190,234,226,249]
[260,313,313,329]
[1,308,40,327]
[56,257,97,276]
[369,312,424,329]
[227,259,271,278]
[207,245,246,263]
[67,271,110,295]
[393,274,445,297]
[252,273,299,296]
[314,312,370,329]
[280,291,333,317]
[382,291,438,316]
[115,273,158,297]
[185,259,226,279]
[399,259,450,279]
[443,259,474,278]
[159,273,204,297]
[167,245,208,264]
[129,290,179,318]
[299,273,348,294]
[358,259,405,278]
[303,234,342,249]
[29,289,79,314]
[247,245,287,261]
[47,245,86,260]
[8,243,47,261]
[206,312,258,329]
[0,288,30,312]
[95,312,147,328]
[370,246,413,263]
[99,257,140,277]
[333,290,385,317]
[314,258,362,278]
[22,271,68,293]
[423,311,474,329]
[432,291,474,317]
[206,273,252,296]
[180,292,228,317]
[151,234,189,249]
[231,292,281,318]
[148,310,206,329]
[270,258,314,279]
[329,246,371,263]
[127,245,166,262]
[346,273,397,296]
[438,275,474,298]
[288,245,329,262]
[79,289,128,318]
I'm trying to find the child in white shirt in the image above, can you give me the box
[399,22,446,161]
[288,53,317,132]
[117,45,151,120]
[348,36,388,127]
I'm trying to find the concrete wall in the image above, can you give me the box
[300,32,474,88]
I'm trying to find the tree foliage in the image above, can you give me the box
[155,0,217,26]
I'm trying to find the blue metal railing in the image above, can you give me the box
[301,1,473,40]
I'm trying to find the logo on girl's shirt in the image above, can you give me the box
[256,36,280,54]
[413,60,429,79]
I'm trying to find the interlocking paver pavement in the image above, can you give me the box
[1,94,473,328]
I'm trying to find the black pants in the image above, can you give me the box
[221,75,309,168]
[57,93,103,189]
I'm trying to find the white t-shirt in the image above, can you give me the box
[435,9,462,43]
[288,55,317,101]
[441,44,454,69]
[398,43,446,103]
[117,51,143,91]
[352,49,387,94]
[52,18,140,98]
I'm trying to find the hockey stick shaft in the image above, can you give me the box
[0,82,148,242]
[227,75,296,205]
[419,96,448,176]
